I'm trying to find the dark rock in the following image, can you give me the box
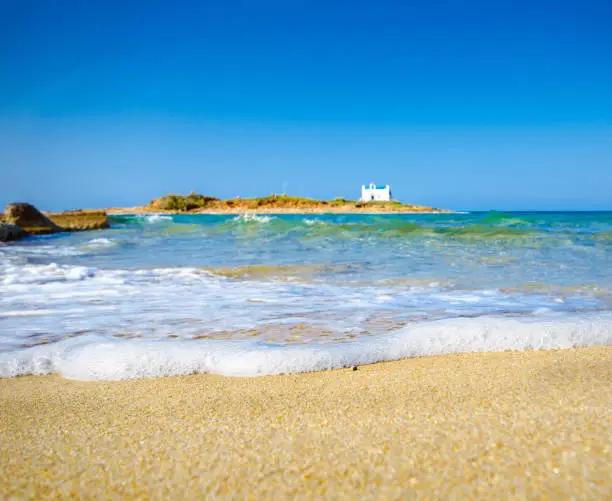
[3,203,62,235]
[0,222,27,242]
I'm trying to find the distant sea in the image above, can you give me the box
[1,211,611,379]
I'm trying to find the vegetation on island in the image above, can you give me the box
[150,193,221,212]
[146,193,449,213]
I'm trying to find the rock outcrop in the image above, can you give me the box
[48,210,110,231]
[0,222,26,242]
[2,203,110,241]
[3,203,62,235]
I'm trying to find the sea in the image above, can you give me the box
[1,211,611,379]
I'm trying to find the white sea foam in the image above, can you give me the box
[145,214,173,223]
[127,214,173,223]
[303,218,326,226]
[80,237,117,250]
[233,213,274,223]
[1,263,96,285]
[0,263,211,288]
[1,260,608,351]
[2,245,84,257]
[1,312,610,380]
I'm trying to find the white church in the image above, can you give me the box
[361,183,392,202]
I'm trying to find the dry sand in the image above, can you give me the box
[1,347,611,500]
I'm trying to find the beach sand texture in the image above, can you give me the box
[1,347,611,500]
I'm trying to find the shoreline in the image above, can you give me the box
[2,346,610,499]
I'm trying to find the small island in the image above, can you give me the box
[0,193,450,242]
[108,193,452,215]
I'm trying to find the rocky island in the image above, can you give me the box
[0,194,449,242]
[108,193,452,215]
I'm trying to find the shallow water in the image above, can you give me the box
[1,211,611,379]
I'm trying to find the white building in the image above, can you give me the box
[361,183,391,202]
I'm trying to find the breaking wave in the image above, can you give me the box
[232,213,275,223]
[110,214,173,224]
[105,211,612,244]
[1,312,610,379]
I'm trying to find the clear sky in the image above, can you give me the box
[1,0,611,211]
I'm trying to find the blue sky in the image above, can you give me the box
[1,0,611,211]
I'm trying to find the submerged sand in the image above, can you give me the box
[1,347,611,500]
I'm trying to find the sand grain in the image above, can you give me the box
[1,347,611,500]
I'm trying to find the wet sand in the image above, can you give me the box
[1,347,611,500]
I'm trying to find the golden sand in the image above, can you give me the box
[1,347,611,500]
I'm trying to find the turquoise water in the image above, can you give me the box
[1,211,611,379]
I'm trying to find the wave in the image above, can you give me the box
[110,214,173,224]
[1,263,96,286]
[233,213,275,223]
[303,218,328,226]
[226,214,541,240]
[0,263,215,287]
[295,221,536,240]
[478,211,536,226]
[593,231,612,241]
[108,212,612,244]
[79,237,118,251]
[1,312,610,380]
[205,263,356,280]
[146,214,173,223]
[0,244,84,257]
[436,224,532,238]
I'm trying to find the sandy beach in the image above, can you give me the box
[1,347,610,500]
